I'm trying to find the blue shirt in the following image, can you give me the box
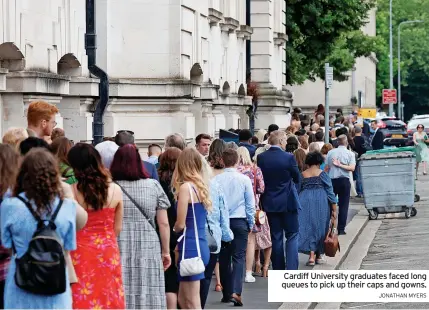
[146,155,159,166]
[206,179,234,254]
[326,146,356,179]
[214,168,255,228]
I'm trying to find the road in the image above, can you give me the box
[205,203,361,309]
[341,174,429,309]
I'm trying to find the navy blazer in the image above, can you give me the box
[257,147,301,213]
[257,147,301,232]
[371,130,384,150]
[143,161,159,181]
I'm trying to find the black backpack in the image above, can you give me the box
[14,196,66,296]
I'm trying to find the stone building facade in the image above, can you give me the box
[0,0,290,147]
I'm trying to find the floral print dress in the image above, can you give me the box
[71,208,125,309]
[237,165,272,249]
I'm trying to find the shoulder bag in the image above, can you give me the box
[179,183,205,277]
[115,182,156,230]
[253,167,266,227]
[206,217,218,253]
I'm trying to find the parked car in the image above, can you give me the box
[374,117,408,147]
[406,117,429,146]
[410,114,429,121]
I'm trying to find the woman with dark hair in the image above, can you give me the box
[110,144,170,309]
[308,132,316,144]
[286,136,299,153]
[291,113,301,130]
[298,152,337,266]
[208,139,227,176]
[1,148,77,308]
[158,147,182,309]
[67,143,125,309]
[51,137,76,185]
[315,104,325,117]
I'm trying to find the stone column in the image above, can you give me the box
[251,0,290,130]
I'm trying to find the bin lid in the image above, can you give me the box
[366,146,416,155]
[360,151,415,161]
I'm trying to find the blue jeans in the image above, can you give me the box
[219,218,248,298]
[266,212,299,270]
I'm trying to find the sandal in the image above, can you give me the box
[316,257,326,265]
[254,262,261,274]
[262,265,269,278]
[306,260,315,266]
[215,284,222,292]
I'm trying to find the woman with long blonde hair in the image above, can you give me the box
[173,148,211,309]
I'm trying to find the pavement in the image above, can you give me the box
[340,173,429,309]
[205,200,364,310]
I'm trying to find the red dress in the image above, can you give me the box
[72,208,125,309]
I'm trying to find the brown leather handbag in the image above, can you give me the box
[324,224,340,257]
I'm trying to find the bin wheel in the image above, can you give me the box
[415,194,420,203]
[368,210,378,220]
[405,208,412,219]
[411,207,417,217]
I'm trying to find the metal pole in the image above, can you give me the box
[325,63,330,143]
[398,24,401,120]
[389,0,394,116]
[397,20,423,121]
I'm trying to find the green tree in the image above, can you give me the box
[286,0,378,85]
[376,0,429,118]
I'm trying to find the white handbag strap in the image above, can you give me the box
[181,183,202,261]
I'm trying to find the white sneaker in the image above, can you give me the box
[245,272,256,283]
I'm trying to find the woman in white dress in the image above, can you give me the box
[413,124,429,176]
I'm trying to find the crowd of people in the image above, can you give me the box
[0,100,381,309]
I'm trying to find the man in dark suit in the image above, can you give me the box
[370,120,384,150]
[257,130,301,270]
[238,129,257,158]
[115,131,159,180]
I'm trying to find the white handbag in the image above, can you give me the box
[179,183,205,277]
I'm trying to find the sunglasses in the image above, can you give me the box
[418,127,424,129]
[117,130,134,135]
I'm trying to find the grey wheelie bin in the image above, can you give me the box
[359,150,416,220]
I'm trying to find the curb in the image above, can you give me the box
[279,204,369,310]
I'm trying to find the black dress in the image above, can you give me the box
[159,179,179,294]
